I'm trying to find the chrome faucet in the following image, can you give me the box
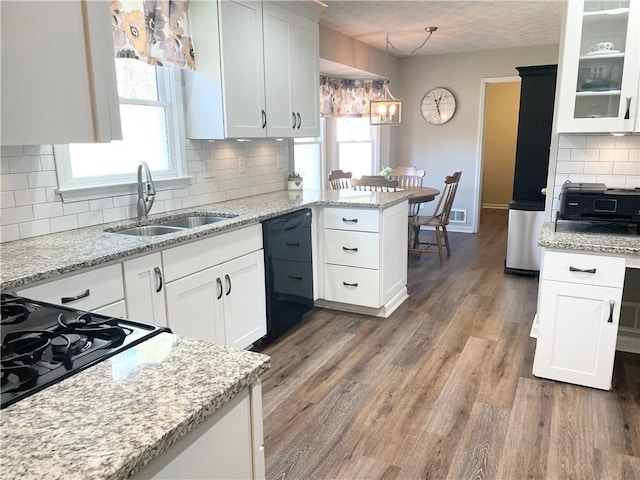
[137,161,156,220]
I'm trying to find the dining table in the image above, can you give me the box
[403,186,440,205]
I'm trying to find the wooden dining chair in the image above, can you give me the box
[328,169,353,190]
[351,176,400,191]
[392,166,426,217]
[409,171,462,264]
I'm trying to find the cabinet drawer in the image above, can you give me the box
[16,264,124,310]
[323,207,379,232]
[542,250,626,288]
[163,224,263,282]
[272,259,313,298]
[324,229,379,269]
[323,264,380,308]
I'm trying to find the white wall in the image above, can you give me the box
[0,139,289,242]
[396,44,560,232]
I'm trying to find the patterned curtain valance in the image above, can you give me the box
[111,0,195,69]
[320,76,385,118]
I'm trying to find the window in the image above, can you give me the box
[293,123,324,190]
[54,59,187,200]
[330,117,379,180]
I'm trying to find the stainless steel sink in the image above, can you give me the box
[114,225,185,236]
[159,215,235,228]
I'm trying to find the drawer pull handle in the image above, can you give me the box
[289,274,303,280]
[225,274,231,296]
[342,218,358,223]
[61,289,90,304]
[569,266,596,274]
[343,281,358,287]
[286,241,300,247]
[342,246,359,252]
[216,277,223,300]
[608,300,615,323]
[154,267,163,293]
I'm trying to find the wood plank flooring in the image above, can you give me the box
[257,209,640,480]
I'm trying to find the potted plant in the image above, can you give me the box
[287,171,303,190]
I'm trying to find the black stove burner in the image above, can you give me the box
[0,293,170,409]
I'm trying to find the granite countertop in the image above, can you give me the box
[0,332,270,480]
[539,222,640,256]
[0,189,411,291]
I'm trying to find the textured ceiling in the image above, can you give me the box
[320,1,566,57]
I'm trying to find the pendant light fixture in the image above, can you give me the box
[370,27,438,126]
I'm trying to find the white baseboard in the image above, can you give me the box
[417,225,474,234]
[315,287,409,318]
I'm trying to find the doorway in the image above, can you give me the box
[474,76,521,231]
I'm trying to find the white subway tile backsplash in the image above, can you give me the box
[50,215,79,233]
[2,205,34,224]
[556,161,584,174]
[1,173,29,190]
[584,162,613,174]
[626,176,639,188]
[27,171,57,188]
[19,219,51,238]
[33,202,63,220]
[9,156,41,173]
[14,188,47,206]
[586,135,616,149]
[612,162,640,175]
[599,148,629,162]
[558,135,587,149]
[1,138,288,241]
[570,148,599,162]
[629,149,639,162]
[596,175,626,188]
[1,224,20,242]
[615,135,640,149]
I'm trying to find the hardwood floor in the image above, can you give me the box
[257,209,640,479]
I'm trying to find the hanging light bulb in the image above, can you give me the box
[370,28,437,126]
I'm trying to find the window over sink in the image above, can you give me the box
[54,59,188,202]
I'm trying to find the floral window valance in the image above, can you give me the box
[320,76,384,117]
[111,0,196,69]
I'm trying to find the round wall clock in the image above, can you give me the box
[420,87,456,125]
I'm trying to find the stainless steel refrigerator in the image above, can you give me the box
[504,64,557,275]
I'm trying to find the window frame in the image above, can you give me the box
[54,64,190,203]
[325,117,380,181]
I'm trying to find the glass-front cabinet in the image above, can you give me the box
[556,0,639,132]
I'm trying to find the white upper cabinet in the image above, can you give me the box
[1,0,121,146]
[556,0,640,133]
[184,0,320,139]
[263,3,320,137]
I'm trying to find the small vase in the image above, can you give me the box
[288,178,303,190]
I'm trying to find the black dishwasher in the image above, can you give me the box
[262,209,313,343]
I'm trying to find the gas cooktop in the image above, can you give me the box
[1,293,170,409]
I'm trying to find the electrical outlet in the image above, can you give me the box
[238,156,246,174]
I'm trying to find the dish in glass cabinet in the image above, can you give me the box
[586,49,621,55]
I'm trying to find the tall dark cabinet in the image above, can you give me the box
[505,64,557,275]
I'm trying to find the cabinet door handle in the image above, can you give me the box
[154,266,163,293]
[342,246,358,252]
[289,274,303,280]
[624,96,631,120]
[296,112,301,129]
[292,112,297,128]
[342,281,358,287]
[286,241,300,247]
[569,266,596,274]
[216,277,223,300]
[607,300,615,323]
[225,274,231,296]
[342,217,358,223]
[61,289,90,304]
[261,110,267,129]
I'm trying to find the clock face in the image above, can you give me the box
[420,88,456,125]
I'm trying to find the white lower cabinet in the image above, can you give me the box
[123,253,168,327]
[131,381,265,480]
[317,201,409,317]
[533,249,626,390]
[163,225,267,349]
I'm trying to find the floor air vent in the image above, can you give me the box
[449,209,466,223]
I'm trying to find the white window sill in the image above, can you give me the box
[56,176,194,203]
